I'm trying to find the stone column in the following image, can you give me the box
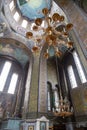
[38,50,47,113]
[22,55,33,118]
[28,53,40,118]
[36,120,40,130]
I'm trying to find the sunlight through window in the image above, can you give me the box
[67,65,77,88]
[13,12,20,22]
[9,1,15,11]
[21,20,28,28]
[8,73,18,94]
[73,51,87,83]
[48,91,51,111]
[0,61,11,91]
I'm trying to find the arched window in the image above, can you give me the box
[47,82,53,111]
[0,56,22,94]
[63,50,87,89]
[9,0,15,11]
[53,89,59,111]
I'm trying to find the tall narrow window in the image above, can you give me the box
[13,12,20,22]
[9,1,15,11]
[21,20,28,28]
[0,61,11,91]
[8,73,18,94]
[73,51,87,83]
[47,91,51,111]
[54,90,59,111]
[67,65,77,88]
[47,82,53,111]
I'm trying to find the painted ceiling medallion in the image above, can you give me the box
[16,0,52,20]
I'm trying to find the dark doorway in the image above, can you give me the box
[75,127,87,130]
[54,124,66,130]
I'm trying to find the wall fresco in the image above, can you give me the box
[0,43,29,66]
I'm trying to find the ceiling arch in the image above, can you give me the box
[0,38,32,67]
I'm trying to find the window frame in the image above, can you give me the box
[0,55,22,94]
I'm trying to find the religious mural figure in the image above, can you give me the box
[40,122,46,130]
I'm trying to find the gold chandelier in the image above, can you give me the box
[54,96,73,118]
[26,8,73,58]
